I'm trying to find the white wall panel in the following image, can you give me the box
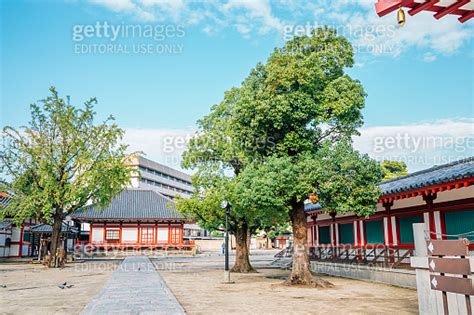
[92,227,104,242]
[11,228,21,242]
[157,228,168,242]
[122,228,138,242]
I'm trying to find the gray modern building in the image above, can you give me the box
[128,155,194,200]
[127,155,209,238]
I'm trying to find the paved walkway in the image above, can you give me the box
[81,256,185,315]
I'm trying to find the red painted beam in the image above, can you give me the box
[375,0,403,17]
[459,10,474,23]
[409,0,440,16]
[434,0,469,19]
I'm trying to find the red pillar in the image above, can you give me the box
[383,201,394,246]
[89,223,93,243]
[423,193,437,240]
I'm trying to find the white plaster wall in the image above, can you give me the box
[435,185,474,203]
[11,228,21,242]
[391,195,425,209]
[9,244,19,256]
[92,227,104,242]
[122,228,138,242]
[157,228,168,242]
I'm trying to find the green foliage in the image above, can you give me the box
[236,140,382,218]
[179,27,382,252]
[381,160,408,181]
[0,87,132,224]
[228,27,366,159]
[225,27,382,218]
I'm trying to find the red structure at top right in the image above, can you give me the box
[375,0,474,23]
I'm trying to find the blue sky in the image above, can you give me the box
[1,0,473,171]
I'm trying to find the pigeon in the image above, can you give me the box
[0,285,6,288]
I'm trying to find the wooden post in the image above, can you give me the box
[411,223,440,314]
[423,193,437,240]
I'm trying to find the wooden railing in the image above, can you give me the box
[309,245,414,268]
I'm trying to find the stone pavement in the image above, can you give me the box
[81,256,185,315]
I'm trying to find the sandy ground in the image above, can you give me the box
[0,261,118,314]
[160,263,419,314]
[0,254,419,314]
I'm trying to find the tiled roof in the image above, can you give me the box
[304,157,474,212]
[72,189,183,221]
[379,157,474,196]
[304,202,322,212]
[29,222,79,234]
[0,220,13,229]
[0,193,11,208]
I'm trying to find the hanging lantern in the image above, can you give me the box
[397,7,406,27]
[309,193,319,203]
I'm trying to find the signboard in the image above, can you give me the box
[426,239,470,256]
[430,275,474,296]
[428,258,471,275]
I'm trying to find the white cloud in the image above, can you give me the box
[235,23,251,34]
[89,0,136,12]
[422,52,437,62]
[221,0,284,33]
[84,0,472,55]
[328,3,473,57]
[353,118,474,172]
[123,127,196,172]
[122,118,473,174]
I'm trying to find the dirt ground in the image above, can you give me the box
[0,255,419,315]
[0,261,117,314]
[160,267,419,315]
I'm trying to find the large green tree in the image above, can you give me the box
[236,141,382,286]
[221,28,383,286]
[178,97,286,272]
[0,88,132,267]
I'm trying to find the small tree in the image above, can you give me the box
[178,85,288,273]
[381,160,408,180]
[177,165,286,272]
[0,87,131,267]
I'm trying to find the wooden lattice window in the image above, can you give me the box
[141,227,155,244]
[106,229,119,241]
[170,226,182,244]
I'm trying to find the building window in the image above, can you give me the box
[444,210,474,241]
[106,229,119,241]
[365,220,384,244]
[318,226,331,244]
[141,227,155,244]
[339,223,354,245]
[398,215,423,244]
[170,226,182,244]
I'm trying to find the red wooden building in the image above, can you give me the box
[0,192,38,258]
[72,189,192,249]
[306,157,474,264]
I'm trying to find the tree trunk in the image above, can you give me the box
[285,200,332,287]
[48,215,63,268]
[231,222,255,273]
